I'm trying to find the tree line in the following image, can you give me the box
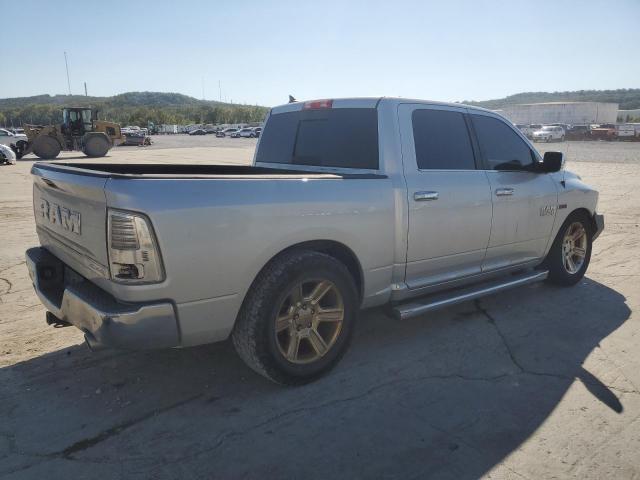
[0,103,268,128]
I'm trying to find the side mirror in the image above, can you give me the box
[540,151,564,173]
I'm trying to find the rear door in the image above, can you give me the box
[470,112,558,270]
[399,104,493,288]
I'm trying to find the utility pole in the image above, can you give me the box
[64,51,71,95]
[84,82,88,96]
[202,77,205,100]
[219,80,222,102]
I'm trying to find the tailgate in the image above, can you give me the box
[31,164,110,279]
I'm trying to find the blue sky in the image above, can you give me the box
[1,0,638,106]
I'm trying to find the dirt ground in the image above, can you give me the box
[1,139,639,479]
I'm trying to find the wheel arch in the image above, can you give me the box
[570,207,598,234]
[248,239,365,305]
[543,207,597,262]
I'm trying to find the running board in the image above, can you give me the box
[392,270,548,320]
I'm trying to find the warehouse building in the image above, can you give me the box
[497,102,618,125]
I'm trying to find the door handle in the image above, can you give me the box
[414,191,439,201]
[495,188,514,197]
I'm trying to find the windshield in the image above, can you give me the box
[541,126,554,131]
[256,108,379,169]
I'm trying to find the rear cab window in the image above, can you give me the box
[256,107,379,170]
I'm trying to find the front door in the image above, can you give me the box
[399,104,493,289]
[470,113,558,271]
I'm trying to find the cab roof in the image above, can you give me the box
[270,97,496,115]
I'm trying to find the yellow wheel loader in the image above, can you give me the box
[16,107,123,160]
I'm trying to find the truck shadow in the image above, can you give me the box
[1,277,631,479]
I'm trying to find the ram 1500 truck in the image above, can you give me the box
[26,97,604,384]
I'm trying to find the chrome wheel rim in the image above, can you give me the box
[274,279,344,365]
[562,222,587,274]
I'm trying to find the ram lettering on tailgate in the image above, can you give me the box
[38,198,81,235]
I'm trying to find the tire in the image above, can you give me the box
[543,211,593,286]
[32,136,61,159]
[232,250,358,385]
[15,140,28,159]
[83,134,110,157]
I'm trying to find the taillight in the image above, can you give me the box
[107,209,164,283]
[303,99,333,110]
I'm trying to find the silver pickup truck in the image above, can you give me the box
[26,97,604,384]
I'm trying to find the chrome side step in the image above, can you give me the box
[392,270,548,320]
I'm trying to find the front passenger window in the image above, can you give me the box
[472,115,535,171]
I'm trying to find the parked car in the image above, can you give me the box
[524,124,542,139]
[566,125,591,141]
[532,125,565,142]
[231,127,257,138]
[0,128,27,147]
[590,124,616,141]
[0,143,16,165]
[188,129,207,136]
[615,124,636,140]
[216,128,239,138]
[121,133,152,146]
[25,97,604,385]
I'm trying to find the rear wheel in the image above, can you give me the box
[83,134,110,157]
[32,136,61,159]
[232,250,358,385]
[544,211,593,286]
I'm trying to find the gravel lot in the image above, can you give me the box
[1,138,639,479]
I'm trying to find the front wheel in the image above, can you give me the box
[33,136,61,159]
[544,212,593,286]
[232,250,358,385]
[83,135,110,157]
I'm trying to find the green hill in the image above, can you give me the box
[462,88,640,110]
[0,91,268,127]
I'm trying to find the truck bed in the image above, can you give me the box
[35,162,386,179]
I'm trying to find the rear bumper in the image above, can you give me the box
[26,247,179,350]
[592,213,605,241]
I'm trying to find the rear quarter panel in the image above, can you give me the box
[104,176,396,344]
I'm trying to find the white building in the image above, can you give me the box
[497,102,618,125]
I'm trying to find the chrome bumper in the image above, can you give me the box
[26,247,179,350]
[593,213,605,241]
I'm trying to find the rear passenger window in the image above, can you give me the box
[412,109,475,170]
[471,115,534,170]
